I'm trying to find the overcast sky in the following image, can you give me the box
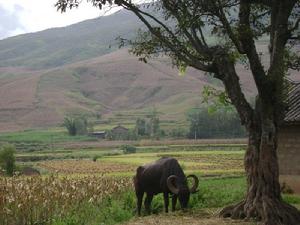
[0,0,120,40]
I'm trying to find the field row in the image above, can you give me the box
[35,151,245,177]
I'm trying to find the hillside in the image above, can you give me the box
[0,8,268,133]
[0,46,260,132]
[0,9,142,69]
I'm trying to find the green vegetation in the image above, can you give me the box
[187,106,246,139]
[134,111,162,139]
[1,143,299,225]
[63,116,88,136]
[0,129,97,152]
[0,144,16,176]
[51,177,300,225]
[121,145,137,154]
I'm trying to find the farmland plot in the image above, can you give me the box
[37,160,136,174]
[35,150,245,176]
[0,175,131,225]
[1,148,299,225]
[97,150,245,177]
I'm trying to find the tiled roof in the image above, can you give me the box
[285,80,300,123]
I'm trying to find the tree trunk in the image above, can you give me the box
[220,117,300,225]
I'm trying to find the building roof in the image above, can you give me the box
[91,131,106,134]
[285,80,300,123]
[112,125,129,131]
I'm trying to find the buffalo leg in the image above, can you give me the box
[136,191,144,216]
[144,194,153,215]
[163,192,169,213]
[171,195,177,212]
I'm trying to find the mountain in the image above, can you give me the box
[0,9,259,132]
[0,10,143,70]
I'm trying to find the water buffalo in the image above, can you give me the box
[133,157,199,215]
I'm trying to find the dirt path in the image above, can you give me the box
[122,210,258,225]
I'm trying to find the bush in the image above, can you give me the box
[121,145,136,154]
[0,144,16,176]
[92,155,102,162]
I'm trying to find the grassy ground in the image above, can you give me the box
[48,177,300,225]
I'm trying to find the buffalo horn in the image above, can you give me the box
[167,175,179,194]
[187,174,199,193]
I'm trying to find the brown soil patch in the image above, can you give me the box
[124,215,257,225]
[123,211,258,225]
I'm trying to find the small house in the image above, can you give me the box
[111,125,129,139]
[278,80,300,193]
[89,131,106,139]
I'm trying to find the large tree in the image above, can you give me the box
[56,0,300,224]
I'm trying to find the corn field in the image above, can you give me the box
[0,175,132,225]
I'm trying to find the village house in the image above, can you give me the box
[278,80,300,194]
[111,125,129,137]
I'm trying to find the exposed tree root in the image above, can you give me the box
[220,198,300,225]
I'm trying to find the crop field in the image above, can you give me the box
[2,143,300,225]
[37,160,137,175]
[34,150,245,177]
[98,150,245,176]
[0,175,132,225]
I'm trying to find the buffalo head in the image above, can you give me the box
[167,174,199,209]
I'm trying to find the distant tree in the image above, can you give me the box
[146,108,161,138]
[136,115,161,138]
[96,112,102,120]
[63,117,77,136]
[56,1,300,224]
[135,118,146,136]
[187,106,246,138]
[63,116,88,136]
[149,116,160,137]
[0,144,16,176]
[168,128,187,138]
[74,116,88,135]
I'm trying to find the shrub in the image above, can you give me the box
[0,144,16,176]
[92,155,101,162]
[121,145,136,154]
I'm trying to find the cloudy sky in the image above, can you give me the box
[0,0,119,40]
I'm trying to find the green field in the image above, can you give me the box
[1,142,299,225]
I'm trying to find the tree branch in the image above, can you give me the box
[212,0,244,53]
[120,1,216,72]
[238,0,267,97]
[213,51,254,127]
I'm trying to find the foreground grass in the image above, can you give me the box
[50,177,300,225]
